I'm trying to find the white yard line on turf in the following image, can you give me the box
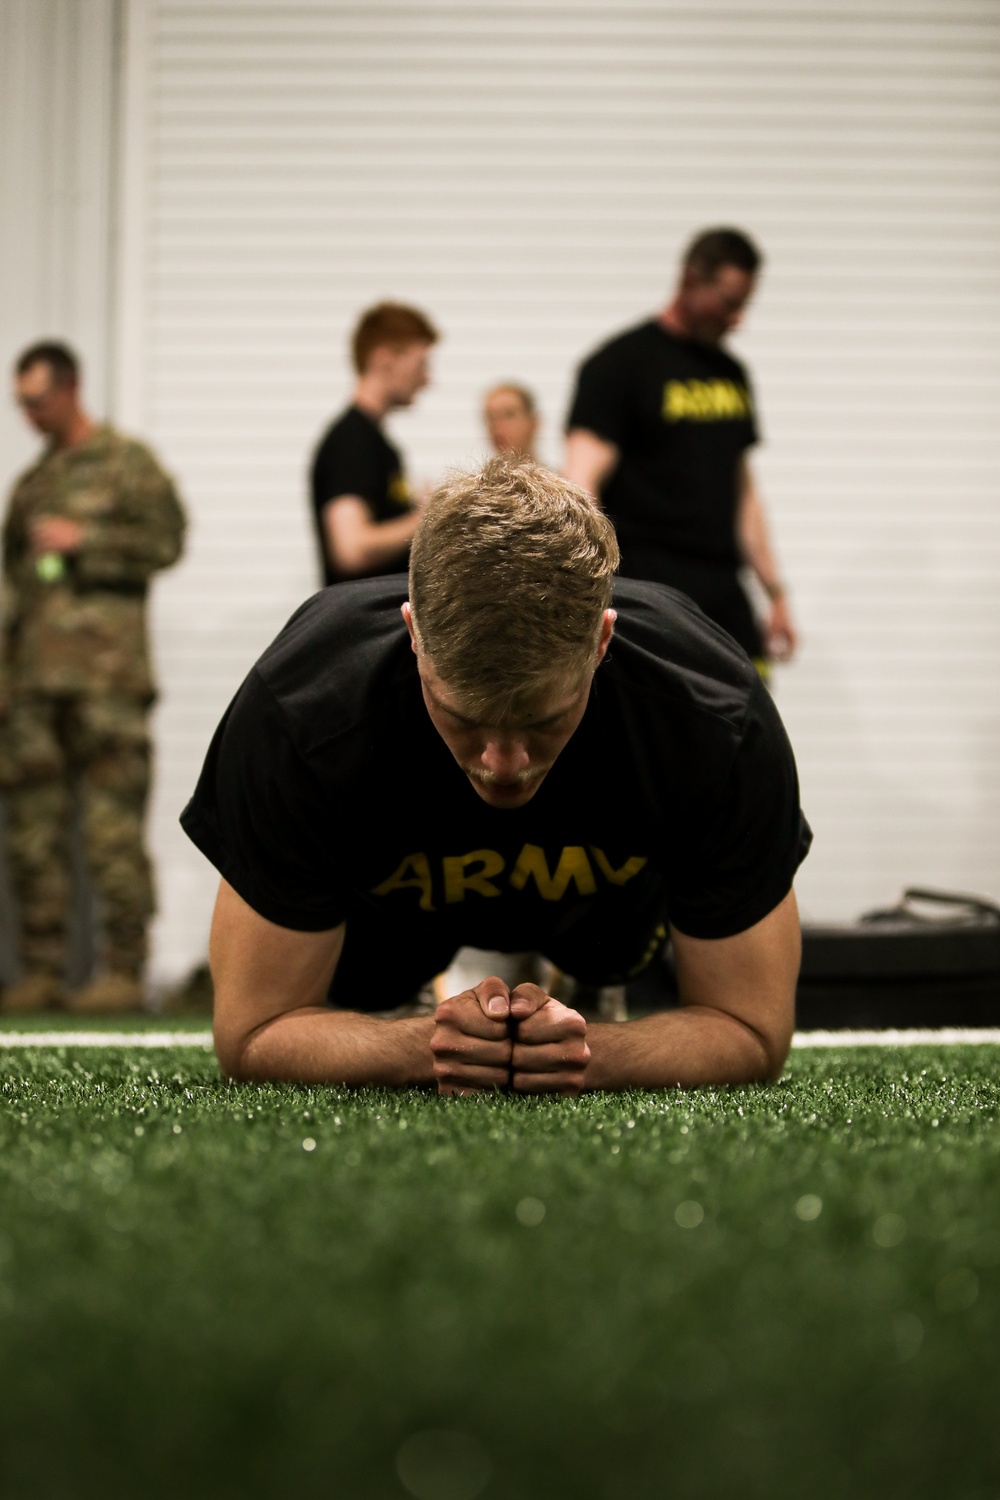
[0,1027,998,1049]
[791,1027,1000,1048]
[0,1031,214,1047]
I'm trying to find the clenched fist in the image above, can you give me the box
[430,975,589,1096]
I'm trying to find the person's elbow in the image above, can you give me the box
[212,996,273,1082]
[213,1014,255,1082]
[756,1018,794,1082]
[743,996,795,1083]
[327,536,370,578]
[740,894,801,1082]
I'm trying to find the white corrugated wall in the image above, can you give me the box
[0,0,119,464]
[16,0,1000,983]
[0,0,120,981]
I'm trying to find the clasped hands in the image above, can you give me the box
[430,976,590,1097]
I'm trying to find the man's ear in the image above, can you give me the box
[595,608,616,666]
[401,601,418,653]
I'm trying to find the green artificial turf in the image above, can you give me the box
[0,1011,210,1032]
[0,1046,998,1500]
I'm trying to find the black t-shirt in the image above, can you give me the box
[309,405,414,585]
[181,577,811,966]
[567,320,759,572]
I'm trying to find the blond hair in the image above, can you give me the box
[409,457,619,715]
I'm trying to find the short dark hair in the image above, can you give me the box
[351,303,439,375]
[15,341,80,385]
[682,228,762,281]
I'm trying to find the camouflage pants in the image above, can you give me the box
[3,693,155,977]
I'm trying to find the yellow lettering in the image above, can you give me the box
[715,380,748,417]
[388,471,412,506]
[663,378,751,422]
[443,848,505,903]
[508,844,596,900]
[692,380,712,417]
[663,380,690,421]
[371,852,435,911]
[710,380,732,416]
[590,847,648,886]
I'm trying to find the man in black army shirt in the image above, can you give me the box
[183,458,810,1095]
[310,302,438,586]
[565,227,797,674]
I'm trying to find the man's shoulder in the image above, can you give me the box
[608,577,761,726]
[593,324,752,384]
[254,576,413,748]
[98,427,171,480]
[314,405,386,458]
[109,427,154,461]
[61,425,168,486]
[582,319,659,369]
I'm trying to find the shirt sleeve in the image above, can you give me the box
[74,444,186,587]
[311,423,383,513]
[180,669,347,931]
[667,680,812,939]
[566,341,634,448]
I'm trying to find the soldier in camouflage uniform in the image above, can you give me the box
[0,342,185,1012]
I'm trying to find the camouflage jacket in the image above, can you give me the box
[1,424,186,700]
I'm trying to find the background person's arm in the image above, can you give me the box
[582,889,801,1089]
[32,445,186,584]
[210,878,435,1086]
[563,429,620,500]
[321,494,421,577]
[736,457,797,661]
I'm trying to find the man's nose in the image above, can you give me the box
[480,736,530,777]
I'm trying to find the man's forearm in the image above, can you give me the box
[353,509,420,571]
[736,465,784,596]
[323,499,419,576]
[582,1004,787,1090]
[219,998,786,1092]
[218,1005,436,1087]
[563,429,619,499]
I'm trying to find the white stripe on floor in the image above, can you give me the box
[0,1031,214,1047]
[0,1027,998,1049]
[791,1027,1000,1048]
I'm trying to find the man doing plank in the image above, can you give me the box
[182,459,810,1094]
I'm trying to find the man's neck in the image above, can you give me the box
[52,411,98,452]
[352,375,392,423]
[658,300,690,340]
